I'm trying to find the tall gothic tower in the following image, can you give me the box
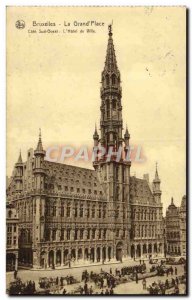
[93,25,131,259]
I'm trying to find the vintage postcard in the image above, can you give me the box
[6,6,187,295]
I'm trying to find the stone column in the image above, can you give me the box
[46,252,49,268]
[54,250,56,266]
[15,253,18,271]
[76,248,78,262]
[134,245,137,258]
[82,247,85,261]
[94,247,97,263]
[101,247,103,262]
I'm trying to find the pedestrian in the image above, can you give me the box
[135,272,138,284]
[85,283,89,294]
[105,288,109,294]
[165,279,169,289]
[176,277,179,285]
[174,284,179,294]
[166,269,169,277]
[56,277,59,285]
[171,266,173,275]
[175,267,177,275]
[63,288,67,294]
[89,286,93,294]
[142,278,146,290]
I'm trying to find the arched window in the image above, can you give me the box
[112,74,116,85]
[92,205,95,218]
[106,74,110,86]
[98,205,102,218]
[112,99,116,110]
[80,204,83,217]
[67,204,71,217]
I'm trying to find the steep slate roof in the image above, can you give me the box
[130,176,154,204]
[44,161,105,197]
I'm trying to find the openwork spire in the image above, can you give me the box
[154,162,160,181]
[104,24,119,73]
[17,150,22,164]
[36,128,44,151]
[93,123,99,139]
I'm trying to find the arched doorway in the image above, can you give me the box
[64,249,68,264]
[84,248,89,261]
[116,242,123,261]
[40,251,46,268]
[71,249,76,261]
[108,247,112,261]
[148,244,152,254]
[78,248,83,260]
[131,245,135,258]
[90,248,94,262]
[102,247,106,262]
[143,244,147,255]
[48,250,54,267]
[97,247,100,262]
[136,244,141,257]
[56,250,61,266]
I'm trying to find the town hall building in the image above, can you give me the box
[6,26,164,269]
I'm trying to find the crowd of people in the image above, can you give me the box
[9,279,36,295]
[148,276,183,295]
[8,259,186,295]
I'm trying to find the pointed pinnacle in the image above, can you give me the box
[17,150,22,164]
[36,128,43,151]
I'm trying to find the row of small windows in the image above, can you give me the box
[45,204,107,219]
[45,184,102,196]
[7,225,17,233]
[131,225,157,238]
[167,231,180,239]
[45,228,107,241]
[104,74,120,86]
[7,236,17,246]
[132,209,157,221]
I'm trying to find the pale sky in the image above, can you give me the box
[7,7,186,214]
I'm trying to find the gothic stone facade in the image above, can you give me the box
[165,196,186,256]
[6,204,19,271]
[6,27,164,268]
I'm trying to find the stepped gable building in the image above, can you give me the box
[165,197,181,255]
[6,203,19,271]
[179,195,186,256]
[6,26,164,268]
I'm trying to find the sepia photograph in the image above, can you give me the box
[6,6,187,295]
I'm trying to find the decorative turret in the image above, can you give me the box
[15,150,23,191]
[153,162,161,202]
[124,125,130,146]
[34,129,46,190]
[93,124,99,146]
